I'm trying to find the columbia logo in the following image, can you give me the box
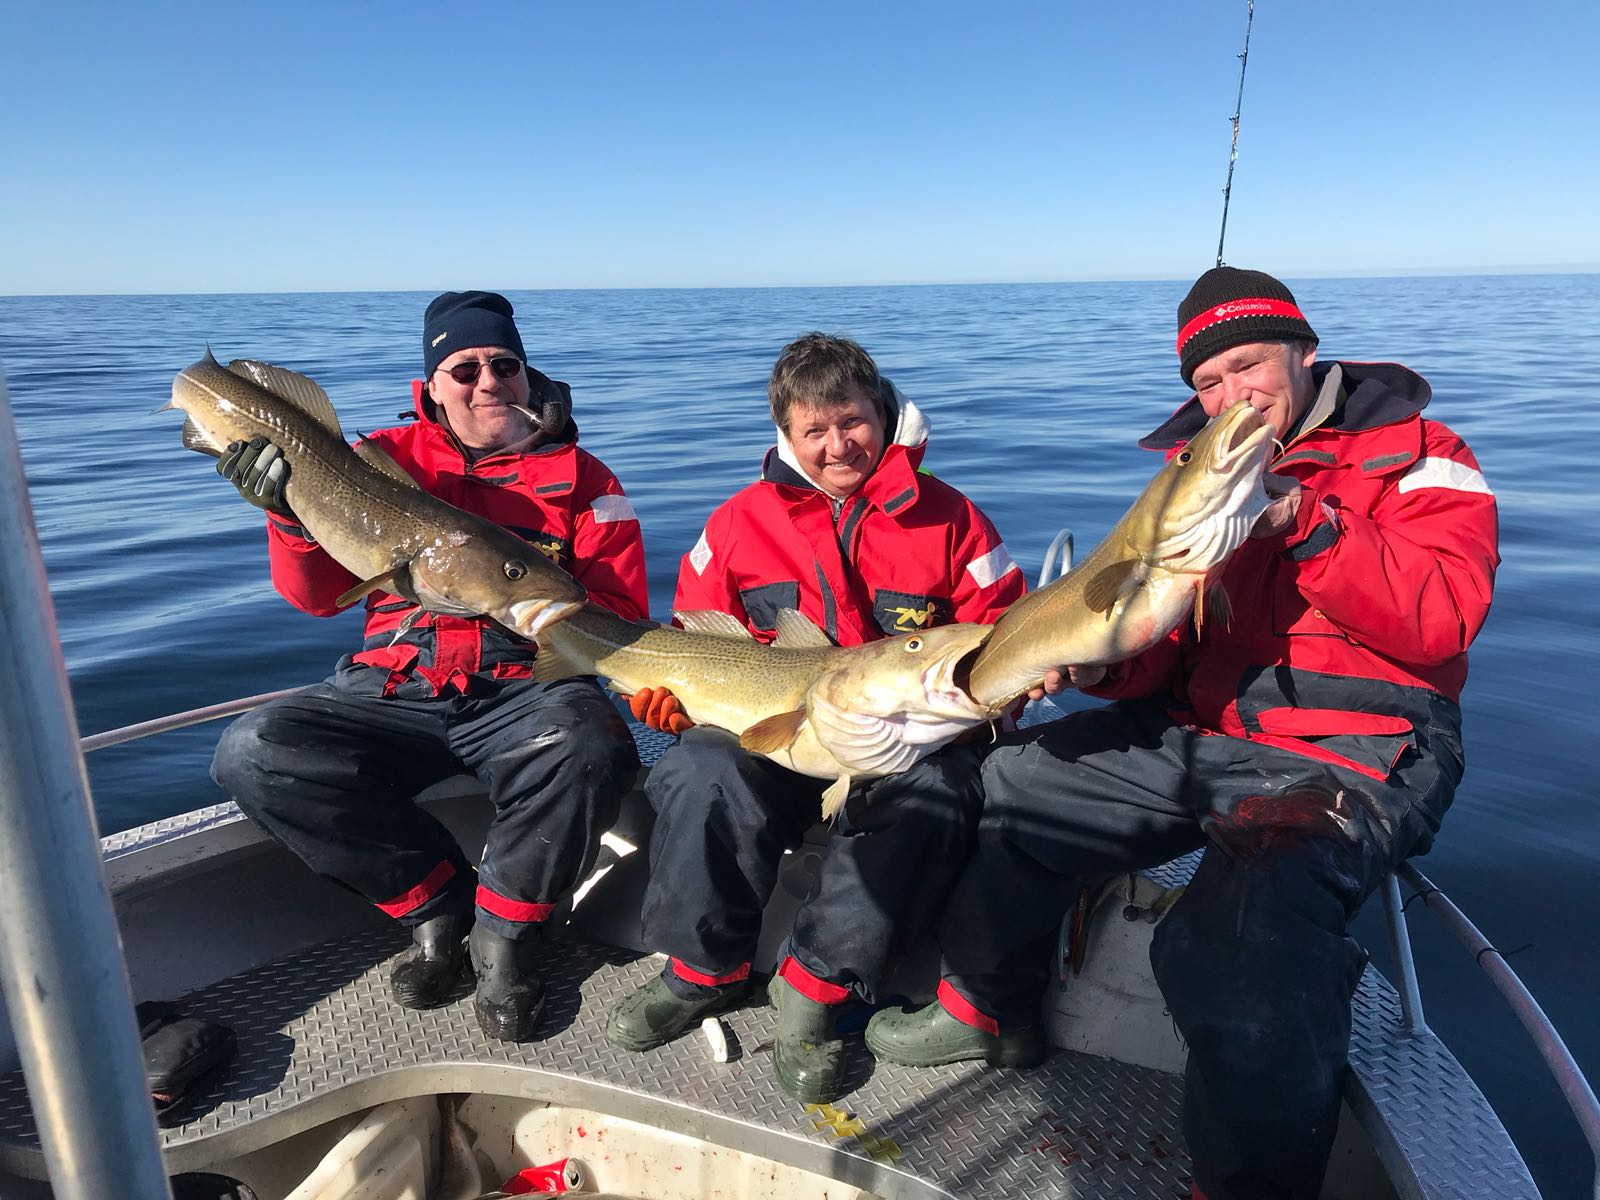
[431,332,449,347]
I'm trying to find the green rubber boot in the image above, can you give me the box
[607,973,751,1052]
[865,1000,1047,1069]
[769,974,846,1103]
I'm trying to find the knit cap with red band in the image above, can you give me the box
[1176,267,1318,386]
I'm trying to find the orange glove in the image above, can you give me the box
[629,686,694,735]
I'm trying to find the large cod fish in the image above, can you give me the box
[168,351,587,639]
[967,400,1276,710]
[532,604,994,819]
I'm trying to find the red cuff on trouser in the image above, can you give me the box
[475,884,555,923]
[669,958,750,987]
[375,860,457,917]
[937,980,999,1035]
[777,956,850,1005]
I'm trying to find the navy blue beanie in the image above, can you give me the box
[422,291,527,377]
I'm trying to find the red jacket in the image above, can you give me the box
[1092,361,1498,780]
[264,382,648,696]
[675,404,1024,646]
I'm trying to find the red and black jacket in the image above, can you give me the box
[674,404,1024,646]
[1091,361,1499,780]
[263,382,648,697]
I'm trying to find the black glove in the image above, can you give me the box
[217,437,293,516]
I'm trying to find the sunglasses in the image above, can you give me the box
[436,356,523,385]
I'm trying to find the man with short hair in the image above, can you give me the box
[211,290,648,1043]
[607,333,1025,1103]
[865,268,1500,1200]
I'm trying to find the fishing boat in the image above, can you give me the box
[2,379,1596,1200]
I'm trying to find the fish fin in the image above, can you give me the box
[740,707,808,754]
[673,609,756,639]
[771,608,832,649]
[1083,561,1140,615]
[227,359,342,436]
[335,568,403,609]
[820,775,853,822]
[354,437,420,486]
[386,608,425,646]
[530,642,588,684]
[1205,581,1233,633]
[180,415,226,457]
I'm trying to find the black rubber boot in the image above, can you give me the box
[864,1000,1047,1068]
[469,924,545,1042]
[769,974,846,1103]
[607,972,751,1052]
[389,911,473,1009]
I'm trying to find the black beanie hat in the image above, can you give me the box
[1176,267,1318,386]
[423,291,527,377]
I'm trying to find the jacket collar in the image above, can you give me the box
[1137,360,1433,451]
[762,384,931,514]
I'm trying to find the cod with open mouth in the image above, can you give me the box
[967,400,1277,710]
[528,604,994,819]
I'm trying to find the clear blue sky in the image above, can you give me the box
[5,1,1596,295]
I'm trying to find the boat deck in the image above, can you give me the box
[0,923,1192,1198]
[0,716,1545,1199]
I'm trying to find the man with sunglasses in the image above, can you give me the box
[210,290,648,1043]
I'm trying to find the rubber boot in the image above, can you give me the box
[389,911,473,1009]
[608,970,752,1052]
[864,1000,1047,1069]
[469,924,544,1042]
[769,974,846,1103]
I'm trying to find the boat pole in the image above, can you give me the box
[0,374,175,1198]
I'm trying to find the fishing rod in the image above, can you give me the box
[1215,0,1255,267]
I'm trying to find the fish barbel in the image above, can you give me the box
[528,604,993,819]
[966,401,1276,710]
[167,351,587,639]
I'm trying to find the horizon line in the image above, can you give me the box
[3,263,1597,301]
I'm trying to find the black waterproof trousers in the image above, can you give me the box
[211,673,639,939]
[641,726,984,1000]
[940,696,1463,1200]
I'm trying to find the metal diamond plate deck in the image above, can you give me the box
[0,928,1192,1199]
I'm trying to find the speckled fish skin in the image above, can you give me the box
[531,604,993,814]
[168,350,586,638]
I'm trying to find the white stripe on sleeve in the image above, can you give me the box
[589,494,638,524]
[688,529,713,575]
[965,543,1020,589]
[1396,458,1493,497]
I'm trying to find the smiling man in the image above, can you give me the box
[865,268,1501,1200]
[606,333,1025,1104]
[210,291,647,1045]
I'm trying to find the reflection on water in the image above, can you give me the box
[3,274,1597,1197]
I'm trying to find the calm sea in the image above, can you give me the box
[3,277,1597,1197]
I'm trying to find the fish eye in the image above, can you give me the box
[504,560,528,580]
[904,636,923,652]
[1177,450,1193,464]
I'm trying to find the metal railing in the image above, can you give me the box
[81,687,310,754]
[1393,863,1600,1200]
[0,376,176,1199]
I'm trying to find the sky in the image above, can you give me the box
[3,0,1596,296]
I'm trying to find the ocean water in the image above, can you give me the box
[3,276,1597,1197]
